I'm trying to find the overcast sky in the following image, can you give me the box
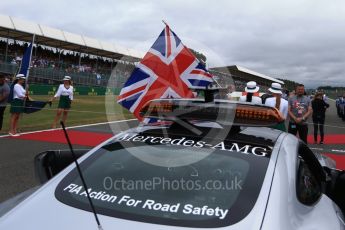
[1,0,344,88]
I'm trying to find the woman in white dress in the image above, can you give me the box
[9,74,27,136]
[50,76,74,128]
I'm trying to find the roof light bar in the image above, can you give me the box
[139,99,284,127]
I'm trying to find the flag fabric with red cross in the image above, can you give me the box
[117,24,214,120]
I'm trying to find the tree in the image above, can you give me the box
[277,78,300,91]
[189,48,207,64]
[318,86,345,91]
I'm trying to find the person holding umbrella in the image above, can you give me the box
[50,76,74,128]
[9,74,27,136]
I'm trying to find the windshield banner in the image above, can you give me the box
[64,183,228,220]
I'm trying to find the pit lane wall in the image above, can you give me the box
[27,84,121,96]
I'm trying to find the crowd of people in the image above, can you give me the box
[0,73,74,136]
[0,40,135,87]
[233,81,335,145]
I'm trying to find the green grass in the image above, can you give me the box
[1,95,134,135]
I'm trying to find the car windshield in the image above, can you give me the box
[56,136,271,228]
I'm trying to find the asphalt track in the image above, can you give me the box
[0,119,139,202]
[0,101,344,203]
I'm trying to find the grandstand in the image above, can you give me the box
[211,65,284,92]
[0,14,143,88]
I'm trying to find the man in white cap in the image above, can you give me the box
[239,81,262,104]
[9,74,27,136]
[265,83,288,131]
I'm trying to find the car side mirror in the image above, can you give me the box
[34,149,89,184]
[323,166,345,215]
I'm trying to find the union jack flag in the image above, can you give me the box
[118,24,214,120]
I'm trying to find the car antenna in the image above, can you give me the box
[60,121,104,230]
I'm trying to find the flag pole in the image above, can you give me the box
[25,34,35,90]
[22,34,35,117]
[162,20,169,26]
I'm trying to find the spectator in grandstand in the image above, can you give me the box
[288,84,312,144]
[213,88,228,100]
[239,81,262,104]
[50,76,74,128]
[312,92,329,144]
[0,74,10,131]
[265,83,288,131]
[96,73,102,85]
[10,58,17,65]
[226,84,236,100]
[9,74,27,136]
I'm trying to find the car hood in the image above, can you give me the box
[0,132,284,230]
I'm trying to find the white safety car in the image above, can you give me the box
[0,95,344,229]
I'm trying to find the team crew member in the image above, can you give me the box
[288,84,312,144]
[9,74,27,136]
[320,90,328,103]
[0,74,10,131]
[341,93,345,121]
[260,85,274,104]
[261,92,273,104]
[312,92,329,144]
[50,76,74,128]
[265,83,288,131]
[239,81,262,104]
[282,89,289,100]
[336,95,342,117]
